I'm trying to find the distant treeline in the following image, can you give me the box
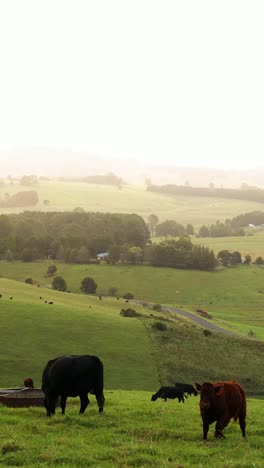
[147,184,264,204]
[58,172,124,186]
[230,211,264,228]
[0,190,38,208]
[0,211,217,270]
[0,211,149,262]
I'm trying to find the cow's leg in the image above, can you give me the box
[202,419,209,440]
[239,414,246,437]
[79,394,90,414]
[46,395,57,417]
[214,416,230,438]
[95,390,105,413]
[60,395,67,415]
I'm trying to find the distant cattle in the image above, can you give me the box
[175,382,198,396]
[40,296,42,299]
[151,386,186,403]
[9,297,13,300]
[24,377,34,388]
[48,301,53,304]
[0,294,2,298]
[42,355,105,416]
[99,296,102,300]
[195,381,246,440]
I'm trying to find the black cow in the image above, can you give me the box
[42,355,105,417]
[151,386,186,403]
[175,382,198,396]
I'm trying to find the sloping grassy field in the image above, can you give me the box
[0,393,263,467]
[1,261,264,339]
[0,278,264,394]
[1,181,264,226]
[0,278,159,390]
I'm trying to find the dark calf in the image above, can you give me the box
[151,386,186,403]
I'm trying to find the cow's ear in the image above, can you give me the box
[214,385,223,396]
[195,383,201,391]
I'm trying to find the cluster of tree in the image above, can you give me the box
[217,250,243,266]
[147,184,264,204]
[230,211,264,228]
[147,214,194,238]
[0,191,38,208]
[0,212,150,262]
[52,275,98,293]
[198,221,245,238]
[216,250,264,266]
[20,175,38,186]
[149,238,217,271]
[81,172,124,187]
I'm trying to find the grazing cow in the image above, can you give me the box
[151,386,186,403]
[48,301,53,304]
[10,297,13,300]
[42,355,105,416]
[195,381,246,440]
[24,377,34,388]
[0,294,2,298]
[175,382,198,396]
[40,296,42,299]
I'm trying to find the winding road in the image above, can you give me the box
[133,300,237,336]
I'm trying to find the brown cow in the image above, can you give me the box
[195,380,246,440]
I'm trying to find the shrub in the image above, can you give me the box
[248,329,256,338]
[52,276,67,292]
[196,309,212,319]
[47,264,57,276]
[123,292,134,300]
[80,277,97,294]
[25,277,33,284]
[152,321,168,331]
[203,329,212,336]
[108,287,119,296]
[120,308,140,318]
[152,303,162,312]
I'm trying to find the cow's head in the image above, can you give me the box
[151,394,157,401]
[195,382,223,410]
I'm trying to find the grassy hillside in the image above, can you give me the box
[1,261,264,339]
[0,278,159,390]
[0,278,264,394]
[1,181,264,226]
[0,392,263,467]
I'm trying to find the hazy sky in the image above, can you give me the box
[0,0,264,169]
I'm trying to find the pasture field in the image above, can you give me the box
[0,392,263,467]
[1,181,264,226]
[0,278,264,394]
[191,231,264,260]
[154,230,264,259]
[0,278,159,390]
[1,261,264,339]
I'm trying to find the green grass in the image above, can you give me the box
[1,277,264,395]
[2,261,264,339]
[0,392,263,467]
[191,231,264,259]
[1,181,264,226]
[0,278,159,390]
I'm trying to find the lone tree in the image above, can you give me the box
[52,276,67,292]
[80,277,97,294]
[148,214,159,237]
[47,264,57,276]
